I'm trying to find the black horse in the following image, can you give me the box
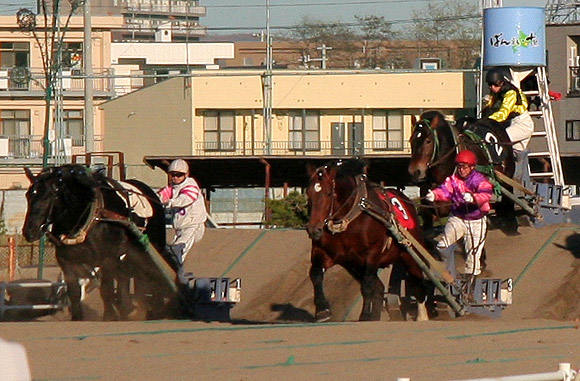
[408,110,518,234]
[22,164,178,321]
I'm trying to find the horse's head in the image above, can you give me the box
[306,163,335,241]
[306,159,366,241]
[22,165,95,242]
[409,112,440,183]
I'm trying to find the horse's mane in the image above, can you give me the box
[420,110,447,123]
[335,158,367,180]
[455,115,509,135]
[39,164,97,205]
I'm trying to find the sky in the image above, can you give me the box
[0,0,549,35]
[200,0,548,34]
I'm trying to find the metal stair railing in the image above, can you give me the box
[522,66,565,186]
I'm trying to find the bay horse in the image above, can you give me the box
[408,110,518,234]
[22,164,178,321]
[306,158,432,322]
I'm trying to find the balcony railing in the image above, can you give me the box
[123,3,206,16]
[0,135,104,159]
[194,140,411,156]
[0,67,114,94]
[121,21,207,37]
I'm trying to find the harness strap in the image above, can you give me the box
[326,175,368,234]
[58,194,100,245]
[57,186,135,246]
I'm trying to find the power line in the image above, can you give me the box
[207,0,446,9]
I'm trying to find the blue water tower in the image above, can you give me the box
[483,7,546,67]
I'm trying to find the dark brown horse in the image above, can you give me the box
[22,164,178,321]
[408,110,518,234]
[306,158,431,322]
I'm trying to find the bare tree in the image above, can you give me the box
[17,0,85,166]
[289,16,358,68]
[355,15,396,69]
[406,0,480,68]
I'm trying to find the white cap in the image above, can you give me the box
[168,159,189,174]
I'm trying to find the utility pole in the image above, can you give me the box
[263,0,273,155]
[477,0,502,116]
[316,44,332,69]
[84,0,94,153]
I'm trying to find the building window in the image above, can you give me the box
[0,42,30,68]
[289,110,320,151]
[63,110,84,146]
[61,42,83,71]
[566,120,580,141]
[0,109,31,157]
[204,111,235,151]
[372,110,403,150]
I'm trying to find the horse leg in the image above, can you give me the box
[370,276,385,321]
[359,268,382,321]
[309,262,331,322]
[63,275,83,321]
[100,270,119,321]
[115,275,134,320]
[407,275,429,322]
[495,196,519,236]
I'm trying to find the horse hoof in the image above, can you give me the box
[315,309,331,323]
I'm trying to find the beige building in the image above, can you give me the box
[0,15,123,189]
[102,69,477,188]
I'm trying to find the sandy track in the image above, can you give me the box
[1,224,580,380]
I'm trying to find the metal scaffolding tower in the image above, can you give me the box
[546,0,580,24]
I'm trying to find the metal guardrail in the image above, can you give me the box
[0,280,67,320]
[453,362,578,381]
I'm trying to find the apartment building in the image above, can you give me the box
[101,69,478,188]
[0,15,123,189]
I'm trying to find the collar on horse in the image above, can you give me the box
[326,174,367,234]
[46,182,138,246]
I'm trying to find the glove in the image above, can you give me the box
[425,190,435,202]
[463,193,474,203]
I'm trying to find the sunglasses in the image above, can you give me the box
[169,172,186,178]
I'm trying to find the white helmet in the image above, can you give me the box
[168,159,189,174]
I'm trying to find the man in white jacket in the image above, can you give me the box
[158,159,208,282]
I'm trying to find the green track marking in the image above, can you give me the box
[514,226,578,287]
[447,324,577,339]
[221,230,268,277]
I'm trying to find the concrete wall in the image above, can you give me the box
[101,77,193,185]
[546,24,580,157]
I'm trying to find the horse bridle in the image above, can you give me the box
[322,172,368,234]
[34,176,98,245]
[412,118,458,169]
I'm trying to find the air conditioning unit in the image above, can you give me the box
[0,138,9,157]
[0,71,8,90]
[62,70,72,89]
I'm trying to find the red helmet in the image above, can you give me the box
[455,150,477,165]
